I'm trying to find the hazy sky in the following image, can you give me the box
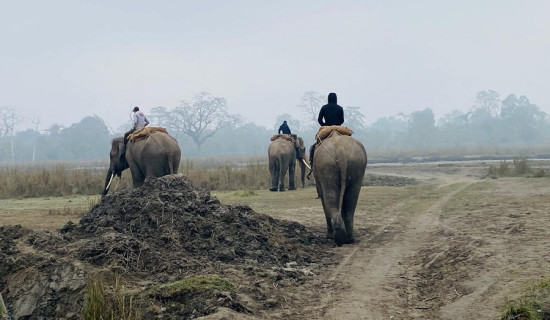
[1,1,549,132]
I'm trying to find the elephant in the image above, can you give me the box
[268,134,310,192]
[313,131,367,246]
[101,129,181,196]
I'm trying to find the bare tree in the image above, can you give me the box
[170,92,231,153]
[343,106,367,130]
[474,90,501,117]
[297,91,324,126]
[31,117,40,162]
[0,107,22,163]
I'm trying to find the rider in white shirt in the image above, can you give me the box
[131,106,150,131]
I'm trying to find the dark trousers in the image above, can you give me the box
[309,144,316,169]
[123,128,136,145]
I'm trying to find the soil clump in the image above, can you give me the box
[0,174,336,319]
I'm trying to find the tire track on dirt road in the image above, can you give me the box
[311,182,473,320]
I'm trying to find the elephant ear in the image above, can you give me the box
[294,137,304,148]
[118,142,128,169]
[119,153,127,168]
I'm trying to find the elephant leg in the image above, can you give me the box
[130,166,145,188]
[147,156,172,177]
[288,161,296,190]
[279,166,289,192]
[319,183,346,245]
[317,184,333,238]
[269,163,279,191]
[341,181,362,244]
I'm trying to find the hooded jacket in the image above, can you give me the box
[132,111,150,130]
[317,92,344,126]
[278,121,291,134]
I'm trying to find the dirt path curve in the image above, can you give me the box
[308,181,473,320]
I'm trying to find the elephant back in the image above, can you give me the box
[129,127,170,142]
[314,126,353,148]
[270,134,295,143]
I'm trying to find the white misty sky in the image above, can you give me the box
[1,0,549,132]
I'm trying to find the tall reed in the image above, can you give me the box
[0,157,312,198]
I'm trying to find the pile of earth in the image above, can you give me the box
[0,174,337,320]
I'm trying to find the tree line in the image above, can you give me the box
[0,90,548,164]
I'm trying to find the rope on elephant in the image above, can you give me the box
[270,134,295,143]
[316,129,354,165]
[129,127,169,142]
[315,126,353,144]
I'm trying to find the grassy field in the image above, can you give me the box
[0,195,100,230]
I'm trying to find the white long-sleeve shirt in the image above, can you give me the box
[131,111,149,130]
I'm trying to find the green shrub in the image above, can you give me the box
[500,277,550,320]
[501,300,541,320]
[513,158,531,175]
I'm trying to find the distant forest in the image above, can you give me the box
[1,90,549,164]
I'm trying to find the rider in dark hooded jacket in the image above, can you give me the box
[308,92,345,180]
[318,92,344,126]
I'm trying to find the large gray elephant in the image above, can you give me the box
[268,134,309,192]
[101,129,181,195]
[313,131,367,246]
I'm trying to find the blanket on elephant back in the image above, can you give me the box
[270,134,295,142]
[315,126,353,142]
[128,127,169,142]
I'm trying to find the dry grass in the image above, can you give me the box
[487,158,548,178]
[0,157,313,198]
[83,273,141,320]
[0,163,105,199]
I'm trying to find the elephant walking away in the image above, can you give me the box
[268,134,309,192]
[102,127,181,196]
[313,127,367,246]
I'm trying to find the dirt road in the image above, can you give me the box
[241,161,550,320]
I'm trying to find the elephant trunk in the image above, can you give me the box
[101,170,114,196]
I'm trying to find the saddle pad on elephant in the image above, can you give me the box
[270,134,295,142]
[129,127,169,142]
[315,126,353,141]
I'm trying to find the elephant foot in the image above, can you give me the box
[288,187,297,190]
[345,236,356,244]
[334,230,347,246]
[279,188,285,192]
[269,187,278,192]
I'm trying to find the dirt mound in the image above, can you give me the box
[1,174,336,319]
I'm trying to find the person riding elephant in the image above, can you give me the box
[308,92,344,179]
[313,129,367,246]
[122,106,150,157]
[278,120,291,135]
[101,128,181,196]
[268,134,308,192]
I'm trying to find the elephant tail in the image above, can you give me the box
[338,158,348,214]
[338,136,355,214]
